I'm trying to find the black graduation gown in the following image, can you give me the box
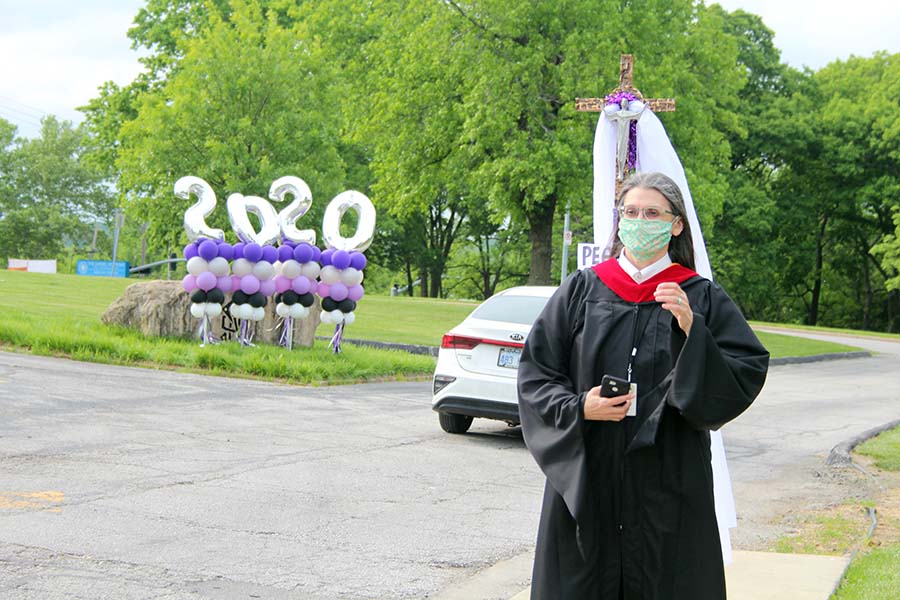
[517,259,769,600]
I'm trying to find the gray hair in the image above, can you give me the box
[611,171,696,270]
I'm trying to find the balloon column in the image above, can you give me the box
[177,176,375,352]
[181,239,231,346]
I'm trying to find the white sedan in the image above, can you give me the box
[432,285,557,433]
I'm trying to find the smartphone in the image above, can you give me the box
[600,374,631,398]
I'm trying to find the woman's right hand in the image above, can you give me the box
[583,385,633,421]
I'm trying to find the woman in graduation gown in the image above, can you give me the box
[517,171,769,600]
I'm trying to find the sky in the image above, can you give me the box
[1,0,898,141]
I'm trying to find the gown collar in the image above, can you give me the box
[592,258,699,303]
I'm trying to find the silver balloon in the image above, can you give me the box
[176,176,225,242]
[321,190,376,252]
[226,193,280,246]
[269,176,316,245]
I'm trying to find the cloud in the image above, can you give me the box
[0,0,146,137]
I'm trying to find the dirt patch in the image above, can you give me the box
[767,456,900,556]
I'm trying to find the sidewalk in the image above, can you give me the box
[434,549,849,600]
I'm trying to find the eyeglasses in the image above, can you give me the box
[617,205,676,221]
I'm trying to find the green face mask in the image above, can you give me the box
[618,218,675,263]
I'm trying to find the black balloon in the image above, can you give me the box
[190,290,208,303]
[298,292,315,307]
[321,297,338,312]
[232,290,249,305]
[338,299,357,313]
[282,290,299,305]
[207,288,225,304]
[249,292,267,308]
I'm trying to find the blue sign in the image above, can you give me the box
[76,260,131,278]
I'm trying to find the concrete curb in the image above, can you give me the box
[769,351,871,366]
[321,338,872,365]
[315,336,439,356]
[827,417,900,466]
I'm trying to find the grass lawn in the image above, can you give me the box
[0,270,867,383]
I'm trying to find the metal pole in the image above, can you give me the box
[560,203,571,284]
[111,208,123,264]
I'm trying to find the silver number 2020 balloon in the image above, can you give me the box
[177,176,226,242]
[226,193,281,246]
[269,176,316,245]
[321,190,376,252]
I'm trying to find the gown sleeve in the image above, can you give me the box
[668,282,770,431]
[517,272,590,524]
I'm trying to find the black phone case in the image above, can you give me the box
[600,374,630,397]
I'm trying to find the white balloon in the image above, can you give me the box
[330,309,344,322]
[208,257,230,277]
[320,265,341,285]
[320,311,332,324]
[340,267,364,286]
[289,304,309,319]
[276,302,290,318]
[205,303,222,317]
[343,311,356,325]
[232,258,253,277]
[237,303,253,320]
[281,259,301,279]
[252,260,275,281]
[301,262,321,279]
[252,307,266,321]
[186,256,209,276]
[190,303,206,318]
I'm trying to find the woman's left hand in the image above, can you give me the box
[654,282,693,336]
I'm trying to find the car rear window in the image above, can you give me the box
[470,295,551,325]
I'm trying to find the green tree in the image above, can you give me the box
[0,117,114,268]
[114,0,345,255]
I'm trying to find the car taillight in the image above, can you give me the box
[441,334,525,350]
[441,334,481,350]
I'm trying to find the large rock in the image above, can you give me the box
[101,280,320,347]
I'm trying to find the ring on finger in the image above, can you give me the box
[677,298,683,305]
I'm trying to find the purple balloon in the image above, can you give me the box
[182,274,198,292]
[292,275,311,295]
[183,243,199,260]
[243,243,263,263]
[261,245,278,264]
[320,248,334,266]
[259,279,276,297]
[293,243,313,264]
[349,252,367,270]
[332,250,351,270]
[317,282,330,298]
[347,284,364,302]
[232,242,246,260]
[197,271,217,292]
[240,274,261,294]
[278,245,294,263]
[232,275,242,291]
[311,246,322,261]
[198,240,219,261]
[330,282,349,301]
[217,275,233,292]
[274,275,292,294]
[217,242,234,261]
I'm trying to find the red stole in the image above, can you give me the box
[591,258,699,303]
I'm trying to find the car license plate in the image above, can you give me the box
[498,347,522,369]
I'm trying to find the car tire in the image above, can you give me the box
[438,412,473,434]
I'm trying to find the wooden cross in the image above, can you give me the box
[576,54,676,197]
[575,54,676,113]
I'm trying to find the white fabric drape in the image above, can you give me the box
[592,108,736,564]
